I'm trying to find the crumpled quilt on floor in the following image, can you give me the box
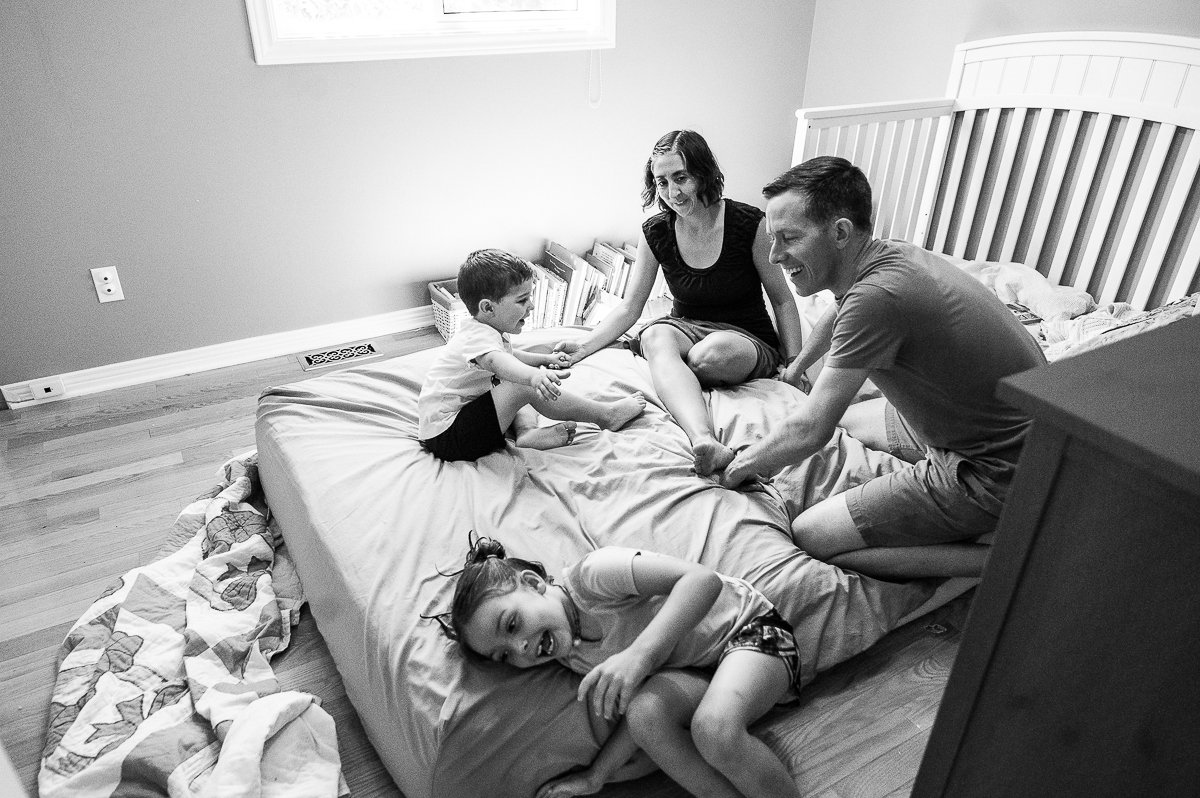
[38,454,348,798]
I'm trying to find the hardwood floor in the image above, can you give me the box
[0,327,974,798]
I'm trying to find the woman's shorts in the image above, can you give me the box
[718,609,802,697]
[419,390,506,462]
[629,317,783,381]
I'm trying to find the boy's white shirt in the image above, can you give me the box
[417,316,512,439]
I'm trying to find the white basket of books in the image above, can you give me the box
[428,278,471,342]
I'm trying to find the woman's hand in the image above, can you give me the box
[530,366,570,401]
[577,647,654,720]
[544,349,573,370]
[552,339,585,366]
[535,770,603,798]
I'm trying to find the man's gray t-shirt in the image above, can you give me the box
[826,239,1047,460]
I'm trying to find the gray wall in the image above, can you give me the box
[8,0,1197,386]
[0,0,816,383]
[804,0,1200,107]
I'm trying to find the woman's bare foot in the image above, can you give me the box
[598,392,647,431]
[692,437,735,476]
[516,421,578,450]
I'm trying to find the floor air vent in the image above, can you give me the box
[298,341,381,371]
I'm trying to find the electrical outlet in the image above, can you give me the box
[91,266,125,302]
[28,376,66,401]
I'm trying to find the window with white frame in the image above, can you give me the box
[244,0,615,65]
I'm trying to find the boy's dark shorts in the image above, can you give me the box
[419,390,506,462]
[718,609,802,698]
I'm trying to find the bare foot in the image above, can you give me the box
[516,421,578,450]
[599,392,647,431]
[692,437,735,476]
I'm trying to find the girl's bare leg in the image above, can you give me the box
[625,670,743,798]
[691,649,798,797]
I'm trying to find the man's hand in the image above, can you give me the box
[780,359,813,393]
[530,366,570,401]
[719,446,771,490]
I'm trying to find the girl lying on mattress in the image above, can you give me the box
[439,534,803,798]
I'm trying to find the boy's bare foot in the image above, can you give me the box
[516,421,578,450]
[599,392,647,431]
[692,437,735,476]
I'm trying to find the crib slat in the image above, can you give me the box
[1075,118,1144,298]
[894,117,930,241]
[953,109,1003,259]
[1134,132,1200,309]
[1048,113,1114,287]
[1164,133,1200,304]
[933,111,978,254]
[872,121,901,237]
[915,115,954,247]
[1167,215,1200,304]
[1027,110,1084,271]
[1000,108,1055,263]
[1100,123,1176,306]
[978,107,1028,261]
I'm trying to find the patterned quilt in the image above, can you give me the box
[38,454,348,798]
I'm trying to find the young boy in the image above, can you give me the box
[418,249,646,462]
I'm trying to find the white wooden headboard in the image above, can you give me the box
[794,32,1200,310]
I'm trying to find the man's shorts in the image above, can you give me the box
[419,390,506,462]
[629,316,783,381]
[843,404,1021,546]
[718,609,802,698]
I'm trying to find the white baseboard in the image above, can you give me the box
[1,305,435,409]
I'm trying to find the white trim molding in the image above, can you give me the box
[1,305,434,409]
[245,0,615,65]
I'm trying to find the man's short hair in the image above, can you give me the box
[762,156,873,231]
[457,249,533,316]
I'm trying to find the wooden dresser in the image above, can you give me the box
[913,315,1200,796]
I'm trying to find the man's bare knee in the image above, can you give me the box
[792,496,864,561]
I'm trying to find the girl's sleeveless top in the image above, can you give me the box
[642,198,780,349]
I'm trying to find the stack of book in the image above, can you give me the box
[527,239,667,331]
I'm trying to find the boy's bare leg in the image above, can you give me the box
[691,650,798,797]
[511,406,577,450]
[493,381,645,433]
[625,671,743,798]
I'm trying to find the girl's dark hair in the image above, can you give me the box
[433,534,549,664]
[457,249,534,318]
[761,155,873,231]
[641,130,725,213]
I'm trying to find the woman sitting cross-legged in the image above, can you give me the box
[554,130,806,476]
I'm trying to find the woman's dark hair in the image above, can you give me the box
[457,249,534,318]
[761,156,873,231]
[641,130,725,213]
[434,534,549,664]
